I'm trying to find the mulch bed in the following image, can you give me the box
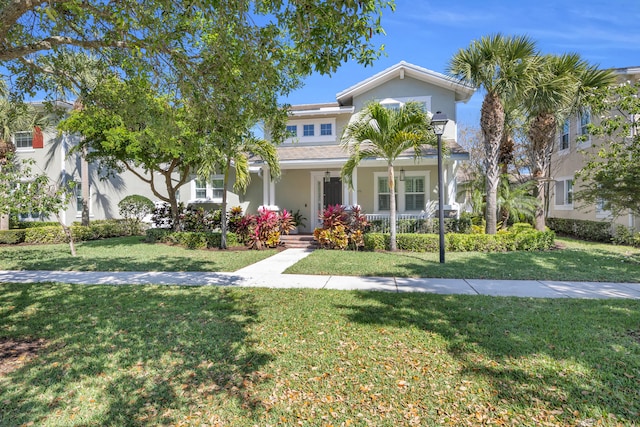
[0,338,47,376]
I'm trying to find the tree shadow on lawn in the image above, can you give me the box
[368,248,640,282]
[0,284,273,426]
[336,292,640,423]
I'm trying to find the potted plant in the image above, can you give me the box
[290,209,307,234]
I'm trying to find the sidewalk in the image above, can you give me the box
[1,249,639,299]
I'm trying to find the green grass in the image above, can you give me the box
[285,237,640,282]
[0,236,276,272]
[1,284,638,426]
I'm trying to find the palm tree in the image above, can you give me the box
[524,54,615,230]
[201,134,281,249]
[340,101,432,251]
[448,33,537,234]
[497,176,538,227]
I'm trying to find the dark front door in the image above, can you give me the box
[323,177,342,208]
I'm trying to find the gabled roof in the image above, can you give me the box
[336,61,475,105]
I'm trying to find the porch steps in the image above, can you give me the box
[281,234,318,249]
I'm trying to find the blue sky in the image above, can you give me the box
[283,0,640,127]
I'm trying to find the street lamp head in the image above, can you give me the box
[431,111,448,136]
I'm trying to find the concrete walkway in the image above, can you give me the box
[1,248,640,299]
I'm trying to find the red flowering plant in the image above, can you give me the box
[313,204,368,250]
[235,207,295,250]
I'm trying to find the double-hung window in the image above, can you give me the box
[320,123,332,136]
[194,176,224,200]
[377,176,393,211]
[560,119,570,151]
[195,178,207,199]
[555,178,573,208]
[14,131,33,150]
[404,176,425,211]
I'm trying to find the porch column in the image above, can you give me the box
[351,166,358,206]
[270,176,276,207]
[262,166,270,206]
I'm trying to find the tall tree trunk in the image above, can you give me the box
[0,215,8,231]
[80,146,90,226]
[528,112,557,231]
[220,158,231,250]
[388,163,397,251]
[481,92,505,235]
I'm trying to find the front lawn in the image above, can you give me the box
[285,237,640,283]
[0,236,275,272]
[1,284,638,426]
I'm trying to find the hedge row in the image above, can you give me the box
[547,217,612,242]
[144,229,239,249]
[0,220,132,245]
[363,229,555,252]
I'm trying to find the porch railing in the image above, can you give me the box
[365,211,466,234]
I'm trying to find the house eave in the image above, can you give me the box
[336,61,476,105]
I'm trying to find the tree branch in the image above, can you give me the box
[1,36,128,61]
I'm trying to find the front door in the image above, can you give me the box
[323,177,342,208]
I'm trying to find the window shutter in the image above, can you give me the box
[32,126,44,149]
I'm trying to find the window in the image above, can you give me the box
[555,178,573,207]
[579,110,590,136]
[303,124,314,137]
[384,102,401,111]
[560,120,570,150]
[404,176,425,211]
[211,178,224,200]
[194,176,224,200]
[76,182,83,211]
[378,177,391,211]
[286,125,297,137]
[195,178,207,199]
[14,131,33,149]
[320,123,332,136]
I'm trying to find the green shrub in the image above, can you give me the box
[547,217,612,242]
[16,221,59,229]
[145,228,173,243]
[363,228,554,252]
[24,226,66,244]
[0,230,26,244]
[118,195,154,235]
[363,233,388,251]
[144,229,238,249]
[396,234,439,252]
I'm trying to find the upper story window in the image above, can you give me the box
[303,124,314,137]
[286,125,297,137]
[377,96,432,115]
[13,131,33,150]
[560,119,570,151]
[284,118,336,143]
[579,110,590,135]
[383,102,401,111]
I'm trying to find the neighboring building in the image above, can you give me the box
[547,66,640,231]
[15,61,475,229]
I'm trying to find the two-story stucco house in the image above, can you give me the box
[547,66,640,231]
[14,61,474,230]
[250,61,475,232]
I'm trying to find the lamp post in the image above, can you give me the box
[431,111,448,264]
